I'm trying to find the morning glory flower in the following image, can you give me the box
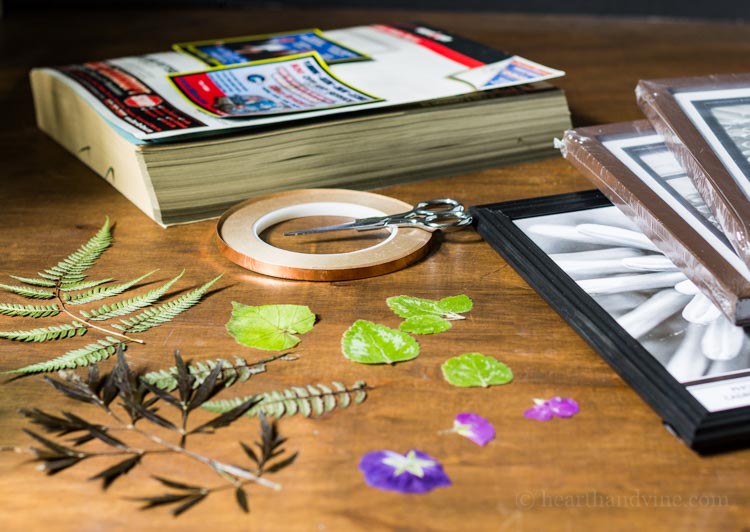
[358,449,451,494]
[524,397,579,421]
[442,413,495,446]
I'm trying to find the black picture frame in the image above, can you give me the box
[471,190,750,453]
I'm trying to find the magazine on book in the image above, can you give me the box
[34,22,564,142]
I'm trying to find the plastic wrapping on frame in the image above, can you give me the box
[560,120,750,325]
[636,74,750,267]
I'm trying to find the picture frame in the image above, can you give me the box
[560,120,750,325]
[471,190,750,453]
[637,74,750,266]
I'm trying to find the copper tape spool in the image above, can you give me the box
[216,189,433,281]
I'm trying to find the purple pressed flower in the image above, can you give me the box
[448,413,495,446]
[358,449,451,494]
[524,397,579,421]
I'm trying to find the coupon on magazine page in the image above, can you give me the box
[43,23,564,142]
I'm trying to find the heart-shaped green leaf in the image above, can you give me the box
[226,302,315,351]
[399,315,452,335]
[342,320,419,365]
[441,352,513,388]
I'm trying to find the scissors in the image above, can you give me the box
[283,198,473,236]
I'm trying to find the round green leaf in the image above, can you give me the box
[342,320,419,365]
[226,302,316,351]
[441,352,513,388]
[399,315,452,335]
[438,295,473,315]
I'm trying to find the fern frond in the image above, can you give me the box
[202,381,368,419]
[0,283,55,300]
[39,218,112,284]
[115,275,222,334]
[8,275,56,288]
[80,271,183,321]
[59,278,114,292]
[141,355,278,391]
[0,321,87,342]
[0,337,123,374]
[66,270,157,306]
[0,303,60,318]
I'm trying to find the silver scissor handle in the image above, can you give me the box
[412,198,465,216]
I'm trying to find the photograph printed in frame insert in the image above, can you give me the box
[472,189,750,452]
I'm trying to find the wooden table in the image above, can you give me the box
[1,8,749,531]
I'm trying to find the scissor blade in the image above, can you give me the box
[283,221,366,236]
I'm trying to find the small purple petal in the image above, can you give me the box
[358,449,451,494]
[524,403,554,421]
[453,413,495,446]
[546,397,580,418]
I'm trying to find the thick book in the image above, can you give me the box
[472,191,750,453]
[636,74,750,266]
[31,23,571,226]
[560,120,750,325]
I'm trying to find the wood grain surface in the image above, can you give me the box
[1,8,750,532]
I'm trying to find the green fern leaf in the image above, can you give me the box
[8,275,56,288]
[0,337,123,374]
[0,321,87,342]
[59,278,114,292]
[201,381,368,419]
[82,271,184,321]
[115,274,222,334]
[66,270,157,306]
[142,355,268,391]
[39,218,112,284]
[0,283,55,299]
[0,303,60,318]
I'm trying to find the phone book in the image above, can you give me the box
[30,23,571,226]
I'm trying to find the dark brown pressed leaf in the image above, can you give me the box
[136,493,193,510]
[40,455,84,475]
[171,492,207,516]
[173,351,192,404]
[23,429,78,456]
[100,367,119,407]
[235,486,249,513]
[151,476,203,491]
[187,361,223,411]
[43,376,97,404]
[129,403,178,431]
[61,412,127,448]
[90,454,142,489]
[239,441,259,466]
[263,451,299,474]
[189,396,261,435]
[18,408,77,434]
[140,380,182,409]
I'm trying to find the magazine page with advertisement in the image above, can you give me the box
[33,23,564,142]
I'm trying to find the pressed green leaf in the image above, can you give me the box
[399,315,451,335]
[226,302,316,351]
[341,320,419,365]
[40,218,112,284]
[83,271,184,321]
[1,338,124,374]
[441,352,513,388]
[201,381,368,419]
[117,275,222,333]
[0,321,87,342]
[386,294,473,321]
[59,278,114,292]
[0,283,55,300]
[437,294,473,314]
[66,270,157,305]
[0,303,60,318]
[8,275,57,288]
